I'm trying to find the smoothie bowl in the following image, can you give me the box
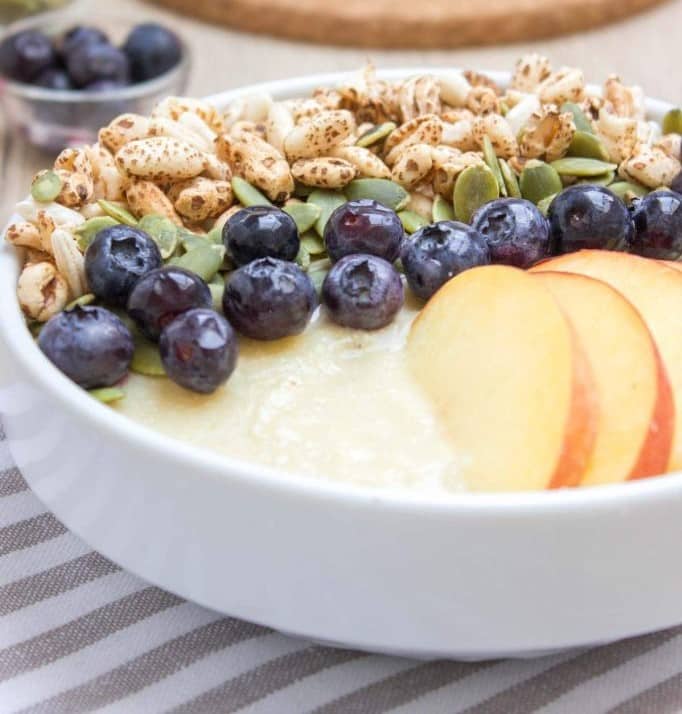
[2,60,682,658]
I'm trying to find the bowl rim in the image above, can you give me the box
[2,65,681,514]
[0,5,191,103]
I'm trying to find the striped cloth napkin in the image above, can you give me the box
[2,421,682,713]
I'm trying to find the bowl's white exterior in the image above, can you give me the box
[1,70,681,660]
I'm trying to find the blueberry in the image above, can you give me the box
[223,206,299,266]
[324,199,403,263]
[34,67,74,91]
[471,198,550,268]
[85,226,162,307]
[628,190,682,259]
[223,257,316,340]
[322,254,404,330]
[66,42,129,88]
[38,305,134,389]
[123,23,182,82]
[401,221,490,301]
[160,308,238,394]
[127,266,212,341]
[60,26,108,58]
[548,185,634,254]
[0,31,56,83]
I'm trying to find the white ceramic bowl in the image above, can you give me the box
[1,69,681,660]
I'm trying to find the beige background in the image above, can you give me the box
[1,0,681,217]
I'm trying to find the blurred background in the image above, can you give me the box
[0,0,680,217]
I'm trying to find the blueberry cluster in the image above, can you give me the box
[0,22,181,91]
[36,177,682,399]
[40,226,237,396]
[471,185,682,270]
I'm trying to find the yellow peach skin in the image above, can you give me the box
[533,271,673,485]
[533,250,682,472]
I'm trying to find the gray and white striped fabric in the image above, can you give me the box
[3,420,682,714]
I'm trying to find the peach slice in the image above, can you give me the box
[408,265,598,492]
[534,271,673,485]
[533,250,681,470]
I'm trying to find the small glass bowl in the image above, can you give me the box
[0,7,191,151]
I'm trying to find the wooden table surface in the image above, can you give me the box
[1,0,681,219]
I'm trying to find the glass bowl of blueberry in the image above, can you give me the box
[0,7,190,151]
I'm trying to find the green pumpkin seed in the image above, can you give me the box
[609,180,649,203]
[169,243,225,282]
[482,136,507,197]
[284,201,321,234]
[344,179,409,211]
[296,243,311,270]
[662,108,682,135]
[307,190,346,236]
[301,232,326,256]
[209,282,225,311]
[138,214,179,259]
[206,225,223,244]
[75,216,119,251]
[231,176,272,207]
[90,387,125,404]
[178,230,209,252]
[536,193,557,217]
[519,160,563,205]
[432,195,455,222]
[453,164,499,223]
[356,122,397,148]
[550,157,617,177]
[560,102,593,134]
[566,131,610,161]
[575,170,616,187]
[398,210,429,234]
[131,336,166,377]
[65,293,96,310]
[308,259,331,293]
[293,181,315,198]
[98,200,138,226]
[499,159,522,199]
[31,170,62,203]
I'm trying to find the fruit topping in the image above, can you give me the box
[408,265,598,492]
[471,198,550,268]
[401,221,489,300]
[322,254,404,330]
[534,250,682,471]
[38,305,134,389]
[547,185,634,254]
[222,258,317,340]
[127,266,212,341]
[629,190,682,259]
[159,308,238,394]
[85,226,162,307]
[324,199,404,263]
[223,206,299,266]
